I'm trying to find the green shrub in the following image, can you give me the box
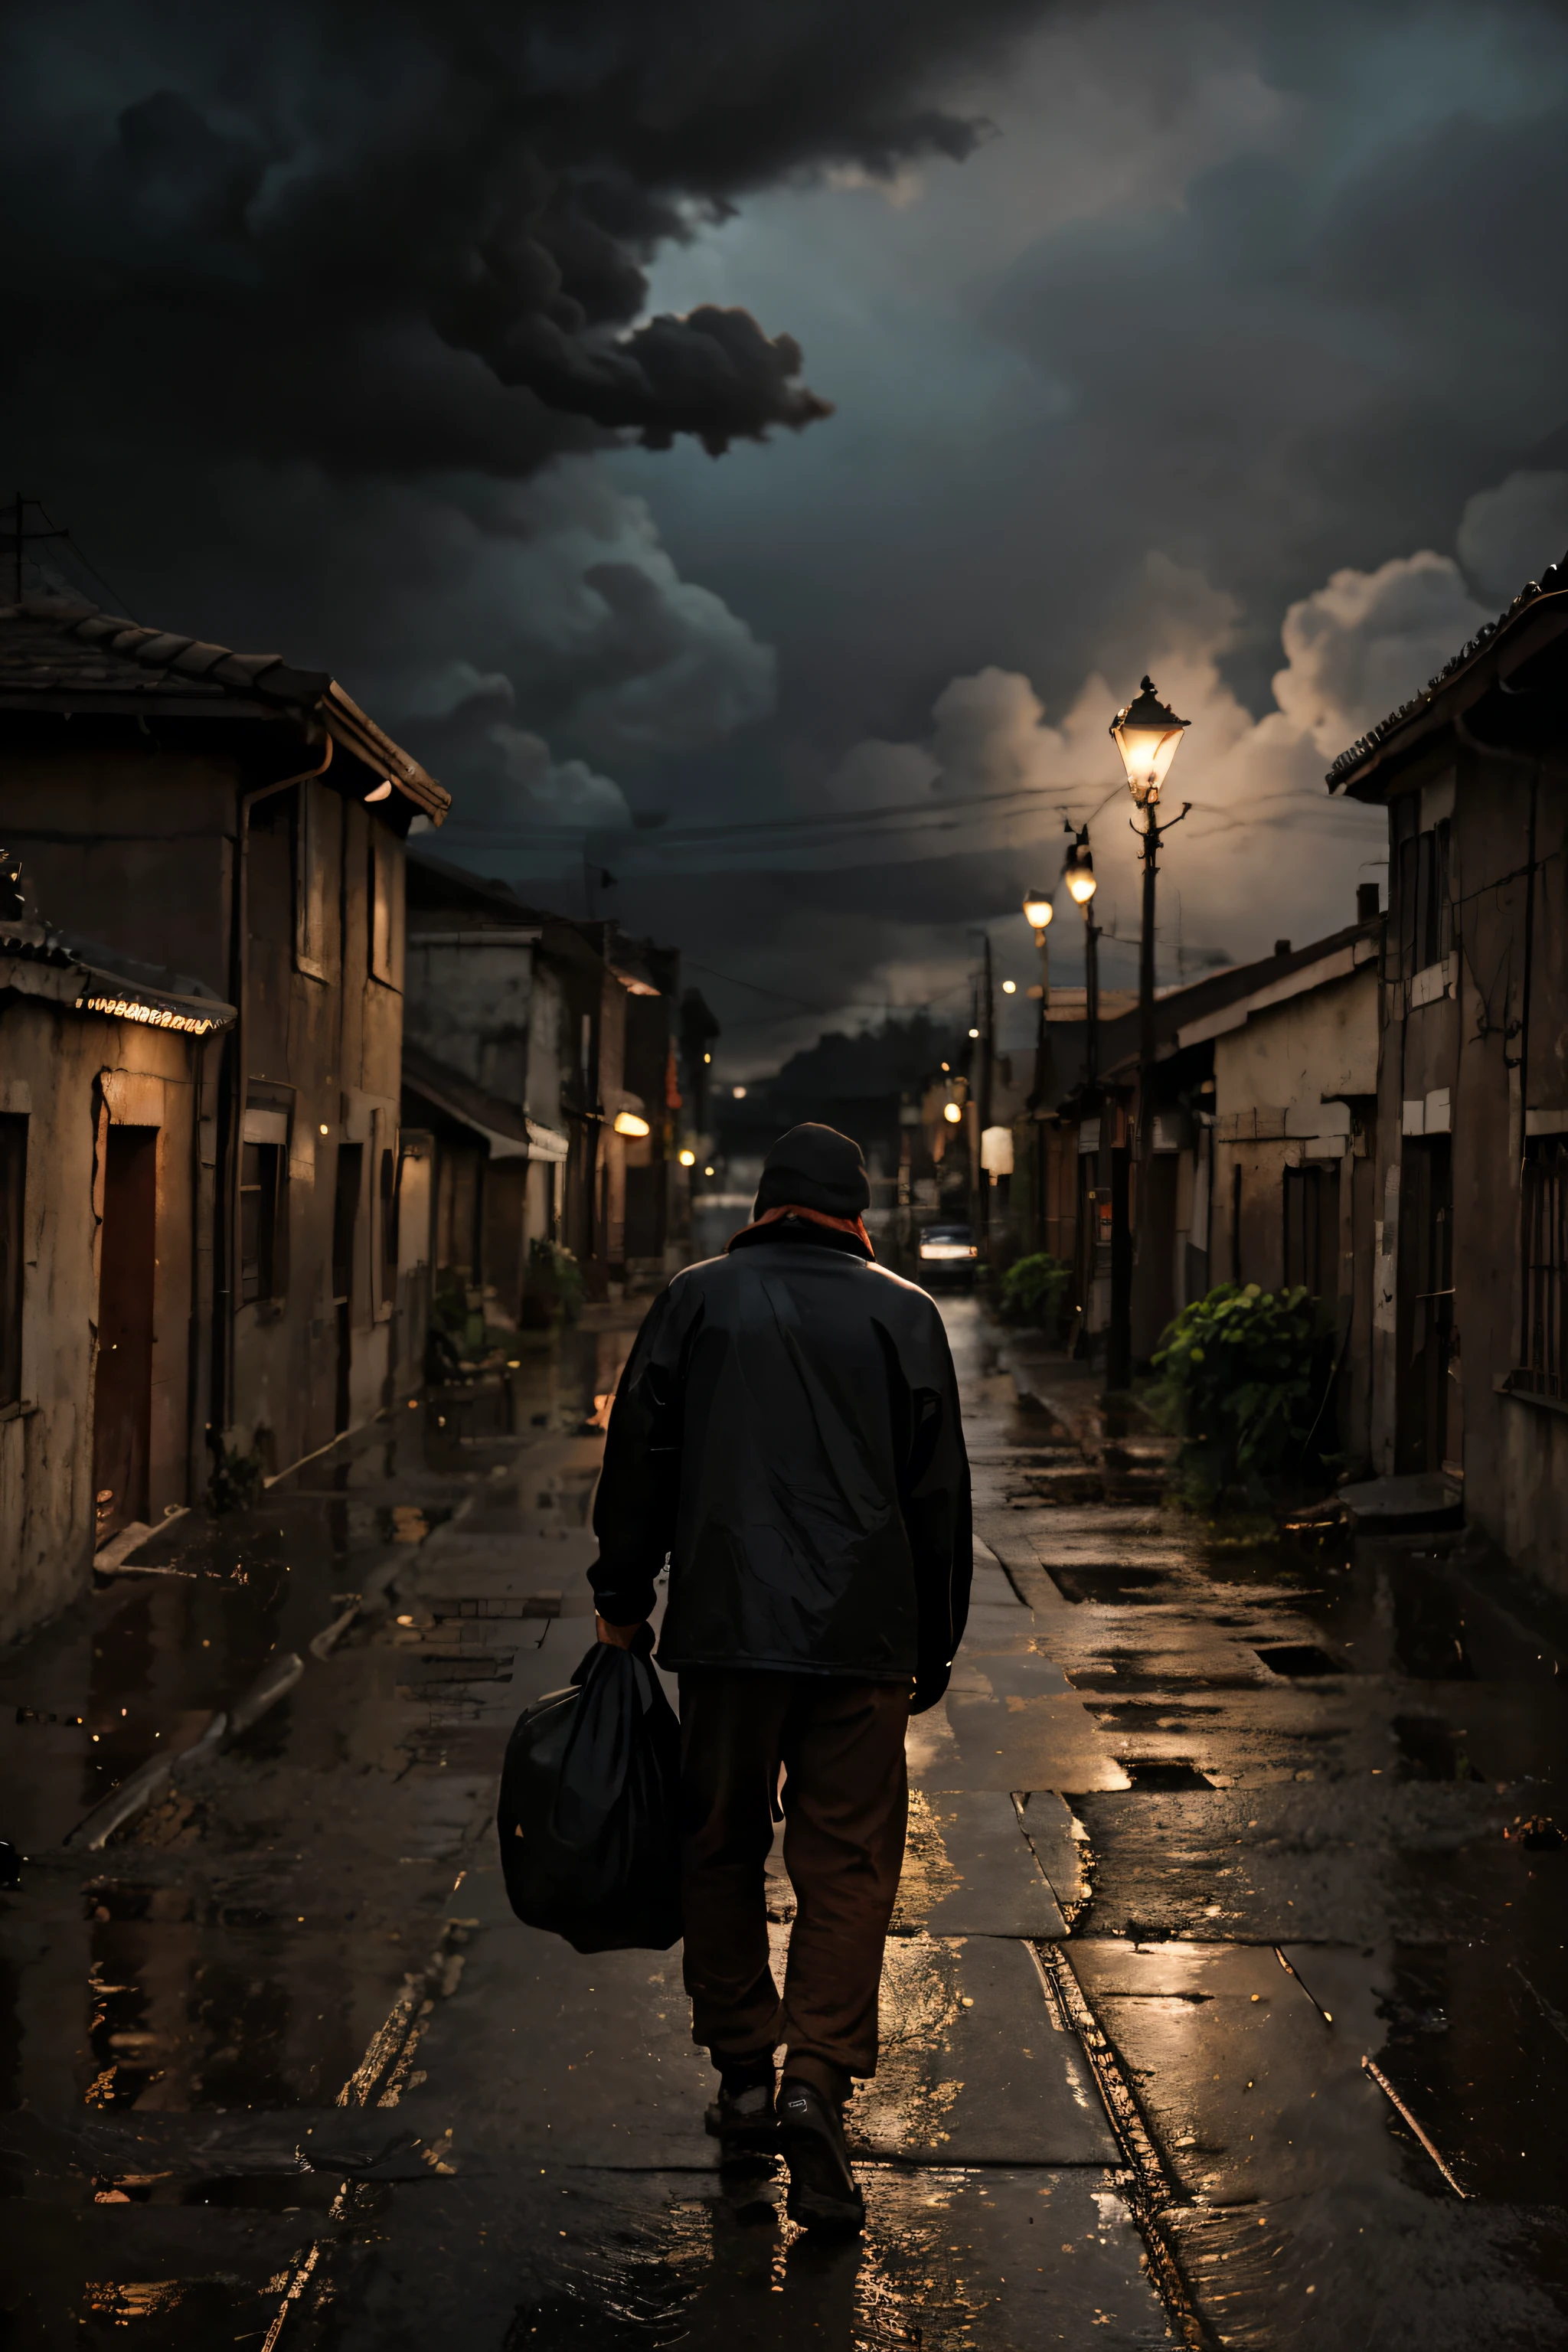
[1152,1282,1329,1508]
[998,1251,1072,1336]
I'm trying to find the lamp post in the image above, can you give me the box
[1062,829,1099,1089]
[1021,887,1054,1250]
[1106,675,1190,1390]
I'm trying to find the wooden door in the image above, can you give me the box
[1396,1137,1453,1475]
[93,1126,158,1545]
[332,1143,361,1435]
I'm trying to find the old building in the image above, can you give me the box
[0,874,234,1638]
[1018,911,1381,1410]
[0,592,449,1597]
[401,855,688,1321]
[1188,897,1382,1467]
[1328,556,1568,1583]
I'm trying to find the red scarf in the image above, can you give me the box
[727,1201,876,1259]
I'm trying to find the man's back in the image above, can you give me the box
[586,1122,972,2231]
[591,1230,970,1710]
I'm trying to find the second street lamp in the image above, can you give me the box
[1062,828,1100,1090]
[1107,675,1191,1390]
[1021,887,1054,1249]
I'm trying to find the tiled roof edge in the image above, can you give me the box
[0,593,446,821]
[1325,558,1568,790]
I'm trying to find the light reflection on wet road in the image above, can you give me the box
[2,1298,1568,2346]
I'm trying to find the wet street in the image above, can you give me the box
[4,1296,1568,2347]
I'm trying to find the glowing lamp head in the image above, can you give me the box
[612,1110,650,1138]
[1110,675,1189,806]
[942,1100,964,1125]
[1021,887,1054,931]
[1001,978,1017,995]
[1063,832,1097,905]
[678,1148,696,1167]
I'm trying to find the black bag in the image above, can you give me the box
[496,1628,683,1953]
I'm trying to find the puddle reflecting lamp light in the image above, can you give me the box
[1110,675,1189,807]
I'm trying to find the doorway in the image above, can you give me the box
[93,1125,158,1546]
[332,1144,362,1435]
[1396,1135,1453,1475]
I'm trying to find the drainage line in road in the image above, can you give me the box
[1272,1945,1334,2025]
[1030,1941,1217,2352]
[1360,2055,1468,2199]
[262,1919,466,2350]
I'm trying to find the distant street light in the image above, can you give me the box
[1063,825,1101,1089]
[678,1148,696,1167]
[1001,978,1017,995]
[942,1100,963,1125]
[1063,835,1096,906]
[1107,676,1191,1390]
[1021,887,1054,931]
[613,1110,650,1138]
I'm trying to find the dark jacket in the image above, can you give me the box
[590,1227,971,1713]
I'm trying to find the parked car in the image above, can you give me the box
[918,1222,979,1286]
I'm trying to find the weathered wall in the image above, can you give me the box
[404,936,536,1103]
[232,790,406,1467]
[1419,738,1568,1583]
[0,739,236,991]
[0,998,202,1643]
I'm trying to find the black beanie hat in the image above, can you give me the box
[753,1122,871,1218]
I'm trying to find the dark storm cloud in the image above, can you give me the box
[0,0,1045,482]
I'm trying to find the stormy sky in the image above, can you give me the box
[8,0,1568,1073]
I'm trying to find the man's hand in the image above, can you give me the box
[596,1614,645,1650]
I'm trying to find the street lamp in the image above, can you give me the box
[1062,828,1100,1089]
[1107,675,1191,1390]
[1021,889,1055,1247]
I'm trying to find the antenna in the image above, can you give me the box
[1,495,139,617]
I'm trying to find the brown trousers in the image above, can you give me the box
[678,1670,911,2098]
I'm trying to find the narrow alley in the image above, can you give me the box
[3,1298,1567,2348]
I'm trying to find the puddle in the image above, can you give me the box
[1116,1759,1214,1790]
[1045,1565,1169,1606]
[1253,1642,1344,1677]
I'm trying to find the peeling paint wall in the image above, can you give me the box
[0,999,204,1645]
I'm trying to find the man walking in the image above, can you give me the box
[590,1122,971,2231]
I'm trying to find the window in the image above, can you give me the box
[295,781,331,978]
[370,825,403,986]
[239,1142,284,1305]
[1283,1165,1338,1298]
[1396,805,1452,979]
[1520,1138,1568,1400]
[0,1114,24,1405]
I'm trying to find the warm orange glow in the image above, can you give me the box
[942,1101,963,1125]
[613,1110,650,1137]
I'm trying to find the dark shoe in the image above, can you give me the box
[776,2076,865,2233]
[704,2077,779,2163]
